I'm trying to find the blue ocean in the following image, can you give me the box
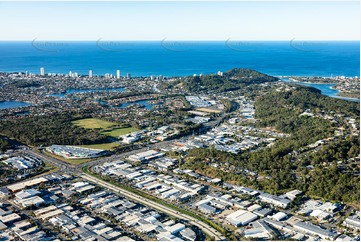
[0,41,359,77]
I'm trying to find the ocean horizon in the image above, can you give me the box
[0,40,359,77]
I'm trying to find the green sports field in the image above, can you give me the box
[71,118,139,150]
[78,142,121,150]
[72,118,116,129]
[101,127,139,138]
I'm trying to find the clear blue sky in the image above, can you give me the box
[0,1,359,40]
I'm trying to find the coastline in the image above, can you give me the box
[289,80,336,85]
[285,77,337,85]
[332,95,360,102]
[281,77,360,102]
[336,92,360,100]
[330,85,360,100]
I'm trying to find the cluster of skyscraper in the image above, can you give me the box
[40,67,130,79]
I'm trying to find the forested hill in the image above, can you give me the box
[161,68,278,93]
[223,68,278,82]
[256,85,359,119]
[256,86,359,133]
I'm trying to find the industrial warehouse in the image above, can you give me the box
[45,145,108,159]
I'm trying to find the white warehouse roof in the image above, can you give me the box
[271,212,288,221]
[226,209,258,227]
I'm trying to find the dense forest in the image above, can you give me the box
[0,113,109,146]
[257,85,359,117]
[0,137,12,151]
[161,68,278,92]
[182,87,360,204]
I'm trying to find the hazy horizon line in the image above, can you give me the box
[0,39,359,42]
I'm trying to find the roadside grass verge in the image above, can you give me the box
[42,161,59,173]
